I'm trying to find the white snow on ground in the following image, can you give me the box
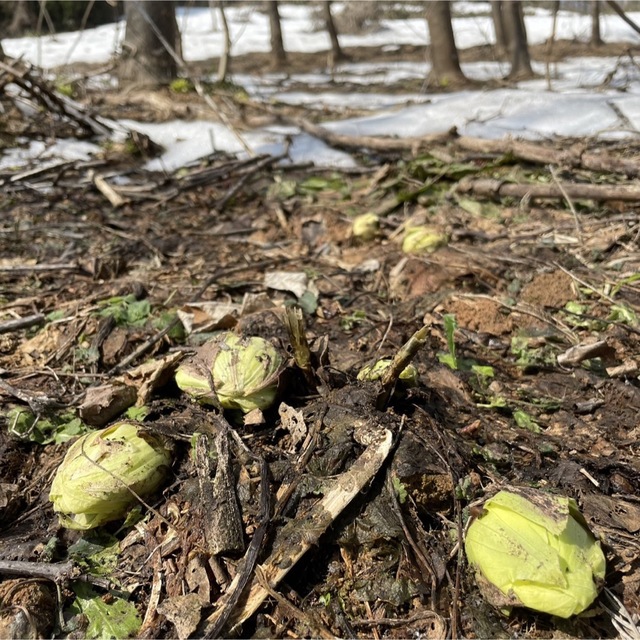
[2,3,640,170]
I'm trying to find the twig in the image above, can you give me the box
[0,313,45,334]
[549,165,582,243]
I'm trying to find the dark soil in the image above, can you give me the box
[1,40,639,639]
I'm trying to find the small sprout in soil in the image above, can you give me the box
[402,225,448,254]
[358,358,418,387]
[465,488,606,619]
[49,422,172,530]
[438,314,459,370]
[175,332,284,413]
[351,212,380,241]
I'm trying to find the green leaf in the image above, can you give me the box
[70,583,141,639]
[513,409,541,433]
[297,290,318,315]
[438,314,458,370]
[68,530,120,578]
[608,304,638,326]
[6,408,87,445]
[125,405,149,422]
[392,477,408,504]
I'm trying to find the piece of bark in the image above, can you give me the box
[196,431,244,556]
[78,383,138,426]
[557,339,615,366]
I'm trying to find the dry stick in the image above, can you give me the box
[377,325,430,410]
[455,135,640,177]
[0,560,110,589]
[456,176,640,202]
[0,313,45,334]
[253,566,337,640]
[549,165,583,243]
[606,0,640,36]
[216,153,285,211]
[203,428,394,635]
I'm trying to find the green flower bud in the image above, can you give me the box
[49,422,171,530]
[352,213,380,241]
[357,359,419,387]
[402,226,447,254]
[175,332,284,413]
[465,488,606,618]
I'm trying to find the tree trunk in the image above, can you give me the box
[323,1,344,66]
[118,1,179,89]
[217,0,231,83]
[591,1,603,46]
[8,0,36,36]
[266,0,286,68]
[491,0,507,59]
[425,1,466,88]
[503,0,533,79]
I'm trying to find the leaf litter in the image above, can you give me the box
[1,58,640,640]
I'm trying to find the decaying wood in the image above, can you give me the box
[203,427,394,635]
[456,176,640,202]
[197,428,244,555]
[0,313,45,334]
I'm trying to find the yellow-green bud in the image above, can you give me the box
[49,422,171,530]
[402,226,447,254]
[357,359,419,387]
[175,332,284,413]
[352,213,380,241]
[465,488,606,618]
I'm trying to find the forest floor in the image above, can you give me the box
[1,41,640,639]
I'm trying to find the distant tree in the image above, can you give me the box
[216,0,231,83]
[323,1,345,66]
[505,1,532,78]
[8,0,35,35]
[118,1,179,88]
[591,1,603,47]
[493,1,532,79]
[425,1,466,87]
[491,0,507,58]
[266,0,286,68]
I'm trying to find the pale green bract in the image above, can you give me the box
[402,226,447,254]
[352,213,380,241]
[465,488,606,618]
[49,422,171,530]
[357,359,419,386]
[175,332,284,413]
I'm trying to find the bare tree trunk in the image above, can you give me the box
[217,0,231,83]
[118,1,179,88]
[491,0,507,59]
[266,0,286,68]
[591,1,603,47]
[0,40,4,61]
[323,1,344,66]
[8,0,36,35]
[425,1,466,88]
[504,0,533,79]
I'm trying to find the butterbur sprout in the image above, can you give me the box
[175,332,284,413]
[49,422,172,530]
[352,213,380,241]
[402,226,447,254]
[357,359,419,387]
[465,488,606,618]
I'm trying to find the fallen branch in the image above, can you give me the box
[203,427,394,635]
[456,176,640,202]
